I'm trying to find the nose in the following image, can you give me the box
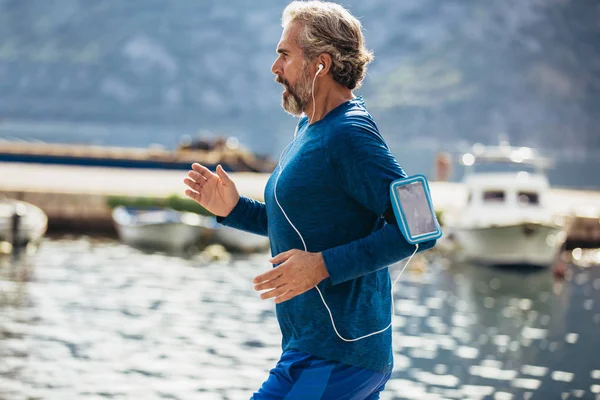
[271,57,282,76]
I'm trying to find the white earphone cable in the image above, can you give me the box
[310,66,319,124]
[274,66,419,342]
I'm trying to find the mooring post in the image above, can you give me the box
[11,203,26,257]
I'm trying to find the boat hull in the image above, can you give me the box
[213,226,270,253]
[453,223,565,267]
[115,222,205,252]
[0,200,48,247]
[112,207,209,252]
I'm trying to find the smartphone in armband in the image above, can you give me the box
[389,174,443,244]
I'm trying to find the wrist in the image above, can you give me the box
[316,252,329,280]
[224,195,241,217]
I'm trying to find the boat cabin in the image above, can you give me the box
[465,178,546,208]
[461,143,552,210]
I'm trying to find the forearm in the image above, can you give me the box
[322,223,436,285]
[216,196,269,236]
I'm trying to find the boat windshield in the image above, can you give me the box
[471,162,539,174]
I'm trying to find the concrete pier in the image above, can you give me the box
[0,162,267,232]
[1,162,599,246]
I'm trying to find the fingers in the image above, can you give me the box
[192,163,213,179]
[185,164,208,196]
[256,276,298,303]
[254,274,282,291]
[187,170,207,184]
[216,164,234,186]
[184,189,201,202]
[274,290,297,304]
[259,283,289,300]
[256,276,301,303]
[269,249,296,265]
[185,164,209,197]
[184,177,203,192]
[253,266,283,285]
[253,250,311,304]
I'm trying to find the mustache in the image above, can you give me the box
[275,75,289,88]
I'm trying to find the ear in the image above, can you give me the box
[317,53,333,76]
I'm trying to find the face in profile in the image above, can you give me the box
[272,22,313,117]
[276,64,312,116]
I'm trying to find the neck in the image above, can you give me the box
[305,83,354,124]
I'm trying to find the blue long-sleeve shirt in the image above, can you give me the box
[218,96,436,373]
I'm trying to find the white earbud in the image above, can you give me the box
[309,64,324,123]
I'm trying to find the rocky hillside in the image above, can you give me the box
[0,0,598,157]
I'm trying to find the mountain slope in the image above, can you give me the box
[0,0,598,157]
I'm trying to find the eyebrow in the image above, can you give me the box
[277,47,290,55]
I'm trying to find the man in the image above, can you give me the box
[184,2,436,398]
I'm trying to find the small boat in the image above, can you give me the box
[445,143,568,267]
[212,224,270,253]
[0,198,48,250]
[112,206,212,252]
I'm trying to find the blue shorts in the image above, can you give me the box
[251,349,391,400]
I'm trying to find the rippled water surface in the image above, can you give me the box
[1,237,599,400]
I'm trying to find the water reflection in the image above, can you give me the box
[0,238,599,400]
[387,259,600,399]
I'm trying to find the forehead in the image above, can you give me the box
[277,21,302,54]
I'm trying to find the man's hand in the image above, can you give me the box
[183,163,240,217]
[253,250,330,304]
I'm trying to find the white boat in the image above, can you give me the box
[112,206,212,252]
[0,198,48,249]
[446,143,567,267]
[212,224,270,253]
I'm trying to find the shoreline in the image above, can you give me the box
[1,162,599,248]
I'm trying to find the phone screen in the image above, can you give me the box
[395,181,437,237]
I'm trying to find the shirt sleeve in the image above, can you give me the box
[321,118,436,285]
[323,224,436,284]
[216,196,268,236]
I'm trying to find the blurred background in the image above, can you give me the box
[1,1,599,399]
[0,0,599,186]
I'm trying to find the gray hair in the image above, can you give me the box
[282,1,374,90]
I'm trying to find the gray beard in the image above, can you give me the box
[281,66,311,117]
[282,92,305,116]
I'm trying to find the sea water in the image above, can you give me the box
[1,237,599,400]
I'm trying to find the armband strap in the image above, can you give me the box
[383,206,397,225]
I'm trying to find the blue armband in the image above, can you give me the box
[389,174,443,245]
